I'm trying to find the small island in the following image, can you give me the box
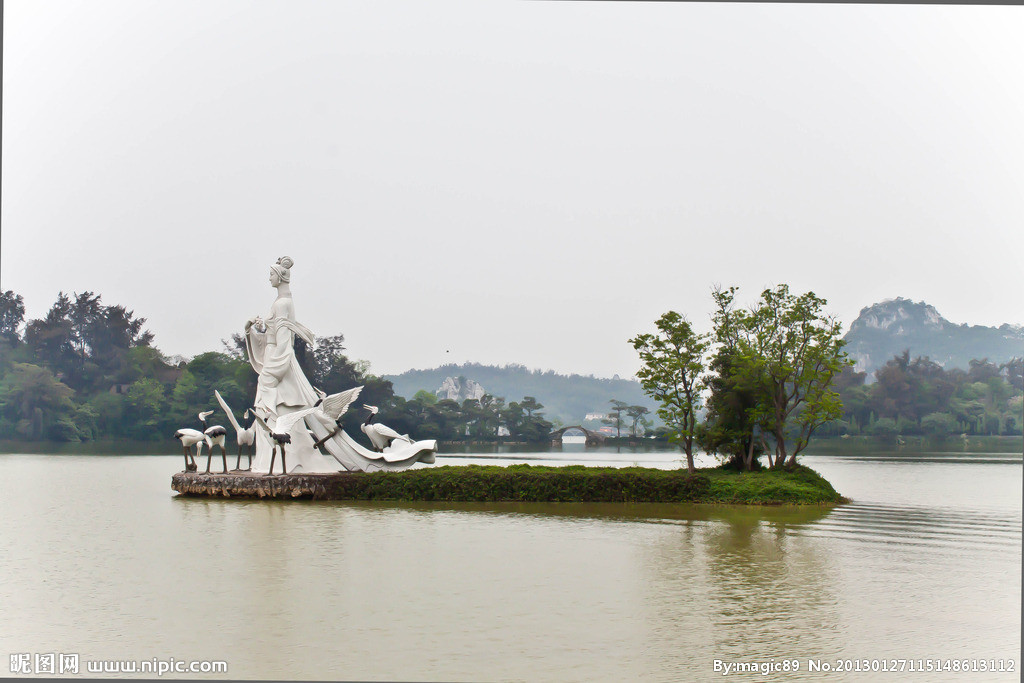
[172,283,852,506]
[172,463,845,505]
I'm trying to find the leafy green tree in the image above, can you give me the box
[426,399,463,439]
[630,311,710,474]
[870,417,898,439]
[21,291,154,394]
[171,368,199,404]
[1006,396,1023,435]
[0,290,26,343]
[502,401,525,440]
[87,392,127,437]
[700,348,764,469]
[89,304,153,357]
[0,363,76,439]
[638,414,654,437]
[73,402,99,441]
[307,334,359,390]
[520,396,541,419]
[968,358,1001,383]
[603,399,628,438]
[516,397,552,441]
[834,366,872,433]
[24,293,76,375]
[729,285,849,467]
[626,405,650,437]
[126,378,166,439]
[949,397,986,434]
[490,396,507,439]
[69,291,102,362]
[475,394,502,439]
[461,398,485,438]
[1001,358,1023,392]
[412,390,438,406]
[699,287,762,470]
[921,412,956,438]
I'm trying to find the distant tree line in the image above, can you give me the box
[0,290,556,445]
[828,350,1023,439]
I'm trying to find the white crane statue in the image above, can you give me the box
[173,428,211,473]
[198,410,230,474]
[360,404,414,452]
[215,390,256,470]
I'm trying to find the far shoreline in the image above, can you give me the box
[3,434,1022,456]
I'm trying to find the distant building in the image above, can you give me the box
[584,412,608,421]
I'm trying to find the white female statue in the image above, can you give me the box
[244,256,341,473]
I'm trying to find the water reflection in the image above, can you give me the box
[634,506,843,680]
[299,499,835,525]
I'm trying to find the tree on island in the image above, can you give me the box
[503,396,553,442]
[698,287,764,470]
[626,405,650,437]
[633,285,849,472]
[630,311,710,474]
[603,399,629,438]
[717,285,849,468]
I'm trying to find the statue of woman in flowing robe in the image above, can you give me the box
[244,256,341,474]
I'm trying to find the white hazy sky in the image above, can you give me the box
[3,1,1022,379]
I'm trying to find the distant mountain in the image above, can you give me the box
[383,363,657,425]
[843,298,1023,376]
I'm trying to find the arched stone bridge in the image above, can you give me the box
[549,426,606,446]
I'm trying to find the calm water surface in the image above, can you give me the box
[0,447,1019,681]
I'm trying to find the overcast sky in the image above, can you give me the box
[3,1,1022,379]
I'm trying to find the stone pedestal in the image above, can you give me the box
[171,471,350,499]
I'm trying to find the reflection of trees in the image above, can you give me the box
[637,507,842,680]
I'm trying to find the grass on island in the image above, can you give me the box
[323,463,845,505]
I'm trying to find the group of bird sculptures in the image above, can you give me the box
[175,385,414,476]
[172,410,237,474]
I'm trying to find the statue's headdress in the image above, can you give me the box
[271,256,294,283]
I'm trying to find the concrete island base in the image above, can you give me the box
[172,471,349,499]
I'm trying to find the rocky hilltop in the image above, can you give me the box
[844,298,1023,375]
[436,376,486,402]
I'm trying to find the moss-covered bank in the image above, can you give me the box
[230,464,838,505]
[173,464,844,504]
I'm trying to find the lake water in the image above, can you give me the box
[0,447,1019,681]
